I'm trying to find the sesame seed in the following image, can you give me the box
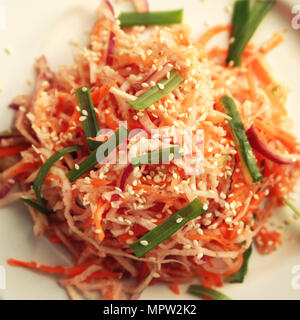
[75,164,80,170]
[141,82,149,88]
[4,47,13,55]
[203,204,208,211]
[81,87,88,92]
[197,253,204,259]
[176,217,183,224]
[158,83,165,90]
[153,272,160,278]
[79,116,87,122]
[82,110,88,116]
[140,240,149,246]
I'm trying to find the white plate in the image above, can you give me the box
[0,0,300,300]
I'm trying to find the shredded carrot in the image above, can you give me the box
[260,31,285,55]
[7,259,94,276]
[199,265,223,288]
[8,162,36,178]
[91,82,116,106]
[251,56,274,85]
[0,145,29,158]
[94,199,108,241]
[254,119,298,152]
[168,281,180,295]
[91,178,111,187]
[198,24,231,46]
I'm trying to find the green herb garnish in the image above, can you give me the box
[221,96,263,183]
[76,86,100,150]
[21,198,53,216]
[131,146,183,167]
[127,69,184,111]
[130,198,207,258]
[227,0,275,66]
[119,9,183,27]
[282,197,300,218]
[228,245,252,283]
[66,127,128,182]
[32,145,82,209]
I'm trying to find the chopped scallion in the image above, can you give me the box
[66,127,128,182]
[221,96,263,183]
[131,146,183,167]
[21,198,52,216]
[227,0,275,66]
[76,86,100,150]
[228,245,252,283]
[282,197,300,218]
[188,285,232,300]
[119,9,183,27]
[127,69,184,111]
[33,145,82,207]
[130,198,207,258]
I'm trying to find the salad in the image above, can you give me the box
[1,0,300,300]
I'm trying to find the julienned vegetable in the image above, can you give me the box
[131,146,183,167]
[75,86,100,150]
[221,96,263,183]
[227,0,275,66]
[66,126,128,182]
[130,198,207,258]
[21,198,53,216]
[188,285,232,300]
[246,125,295,165]
[230,0,250,41]
[32,145,82,207]
[118,9,183,27]
[228,245,252,283]
[282,197,300,218]
[128,69,184,110]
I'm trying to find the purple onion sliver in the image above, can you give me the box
[9,103,20,110]
[111,194,121,202]
[120,165,134,191]
[106,31,115,66]
[0,183,15,199]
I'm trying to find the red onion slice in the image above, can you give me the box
[246,125,295,165]
[104,0,116,66]
[0,183,15,199]
[9,103,20,110]
[106,31,116,66]
[120,165,134,191]
[111,193,121,202]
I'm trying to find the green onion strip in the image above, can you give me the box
[130,198,207,258]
